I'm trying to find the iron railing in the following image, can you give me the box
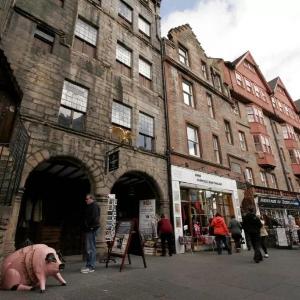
[0,117,29,205]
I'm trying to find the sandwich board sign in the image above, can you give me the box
[106,220,147,272]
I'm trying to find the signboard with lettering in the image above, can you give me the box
[106,220,147,271]
[258,197,300,209]
[139,199,156,240]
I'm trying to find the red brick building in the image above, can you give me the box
[163,24,300,252]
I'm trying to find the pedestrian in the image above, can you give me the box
[81,194,100,273]
[157,214,174,256]
[242,207,263,263]
[260,215,269,258]
[211,213,232,255]
[228,215,242,253]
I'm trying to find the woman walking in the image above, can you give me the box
[228,215,242,252]
[211,213,232,255]
[260,215,269,258]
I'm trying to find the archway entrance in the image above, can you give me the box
[15,157,91,255]
[111,171,161,224]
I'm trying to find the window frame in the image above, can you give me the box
[245,168,254,185]
[239,131,247,151]
[178,45,189,66]
[187,125,200,157]
[33,25,55,52]
[111,101,132,129]
[138,15,151,37]
[207,93,215,118]
[182,80,194,107]
[260,171,268,187]
[224,120,233,144]
[212,134,222,164]
[138,112,154,151]
[58,80,88,131]
[118,0,133,23]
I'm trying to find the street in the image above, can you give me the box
[0,248,300,300]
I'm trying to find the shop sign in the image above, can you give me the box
[258,197,300,209]
[139,199,156,240]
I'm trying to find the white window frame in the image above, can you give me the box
[75,18,97,46]
[260,171,268,187]
[207,93,215,118]
[119,0,133,23]
[239,131,247,151]
[213,135,221,164]
[187,125,200,157]
[111,101,131,129]
[116,43,132,67]
[245,168,254,185]
[179,46,189,66]
[138,16,151,36]
[139,57,151,79]
[182,80,194,107]
[235,72,243,87]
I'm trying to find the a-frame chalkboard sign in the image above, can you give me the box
[106,220,147,272]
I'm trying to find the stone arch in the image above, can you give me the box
[20,149,102,195]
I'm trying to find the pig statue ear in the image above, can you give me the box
[45,253,57,263]
[56,250,65,263]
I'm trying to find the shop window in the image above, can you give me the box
[207,93,215,118]
[139,57,152,89]
[118,0,133,23]
[74,18,97,58]
[224,120,233,144]
[138,16,151,37]
[33,25,55,53]
[181,189,234,238]
[182,80,194,107]
[58,80,87,131]
[178,45,189,66]
[212,135,222,164]
[187,125,200,157]
[239,131,247,151]
[116,43,132,77]
[138,112,154,151]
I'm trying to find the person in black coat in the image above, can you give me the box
[81,194,100,273]
[242,207,263,263]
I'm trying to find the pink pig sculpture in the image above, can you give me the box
[1,244,66,293]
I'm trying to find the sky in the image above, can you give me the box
[161,0,300,100]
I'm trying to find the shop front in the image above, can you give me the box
[171,166,241,254]
[256,196,300,247]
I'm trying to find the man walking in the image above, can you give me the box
[81,194,100,273]
[242,207,263,263]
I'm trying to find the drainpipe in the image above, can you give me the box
[270,120,291,191]
[154,6,174,224]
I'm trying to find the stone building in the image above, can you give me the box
[0,0,169,261]
[163,24,300,253]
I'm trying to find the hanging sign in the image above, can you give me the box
[108,151,119,172]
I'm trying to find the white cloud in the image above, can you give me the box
[161,0,300,100]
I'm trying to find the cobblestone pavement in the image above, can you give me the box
[1,248,300,300]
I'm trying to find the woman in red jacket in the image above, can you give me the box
[211,213,232,255]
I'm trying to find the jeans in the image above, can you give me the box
[85,230,97,269]
[215,235,231,254]
[160,233,174,256]
[249,233,262,262]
